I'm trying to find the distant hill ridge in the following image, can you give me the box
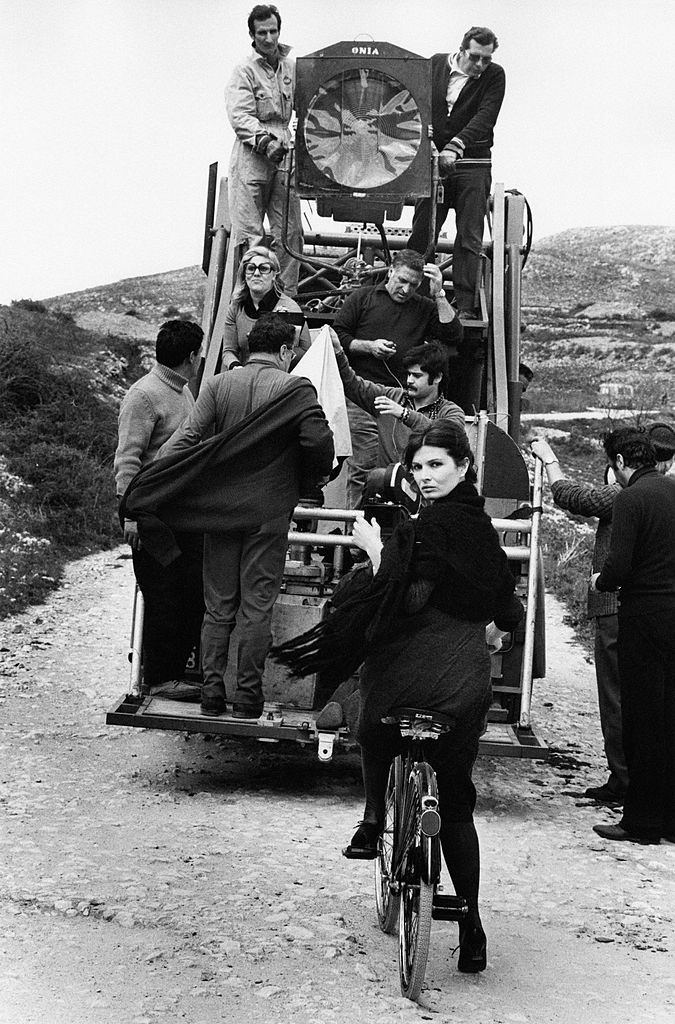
[46,225,675,319]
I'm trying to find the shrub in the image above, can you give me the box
[10,443,117,546]
[10,298,48,314]
[0,305,143,618]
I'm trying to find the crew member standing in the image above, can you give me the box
[114,320,205,701]
[154,315,334,721]
[226,4,303,294]
[408,26,505,316]
[591,428,675,845]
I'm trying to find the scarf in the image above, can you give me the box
[242,286,279,320]
[272,521,417,687]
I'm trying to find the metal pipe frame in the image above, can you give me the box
[518,458,544,728]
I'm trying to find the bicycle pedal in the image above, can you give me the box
[432,894,468,921]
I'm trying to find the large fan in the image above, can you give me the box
[295,42,431,222]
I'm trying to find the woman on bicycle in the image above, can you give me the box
[275,421,522,973]
[220,246,310,370]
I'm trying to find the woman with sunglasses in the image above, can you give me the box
[221,246,310,370]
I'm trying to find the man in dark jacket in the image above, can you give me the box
[157,314,334,720]
[591,429,675,845]
[408,26,505,315]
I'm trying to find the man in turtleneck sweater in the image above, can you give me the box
[114,319,205,701]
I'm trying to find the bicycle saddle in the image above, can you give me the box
[381,707,456,737]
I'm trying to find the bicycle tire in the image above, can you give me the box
[398,762,439,1001]
[375,756,402,934]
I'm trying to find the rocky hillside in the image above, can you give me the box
[522,225,675,312]
[46,226,675,321]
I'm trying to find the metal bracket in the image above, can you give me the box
[317,732,336,762]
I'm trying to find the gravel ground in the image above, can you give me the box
[0,549,673,1024]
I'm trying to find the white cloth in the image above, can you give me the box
[292,325,352,466]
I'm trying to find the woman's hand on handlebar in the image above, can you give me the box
[352,515,383,573]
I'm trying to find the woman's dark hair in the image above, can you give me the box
[403,422,477,484]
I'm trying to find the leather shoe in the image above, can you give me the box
[144,680,202,703]
[342,821,380,860]
[200,700,227,717]
[593,823,660,845]
[457,921,487,973]
[232,703,264,720]
[584,783,625,806]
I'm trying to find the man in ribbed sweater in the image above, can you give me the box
[408,26,505,315]
[531,437,627,805]
[591,429,675,844]
[114,319,205,701]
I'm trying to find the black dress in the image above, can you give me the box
[356,480,523,819]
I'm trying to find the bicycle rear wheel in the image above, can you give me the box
[375,756,402,934]
[398,762,440,1001]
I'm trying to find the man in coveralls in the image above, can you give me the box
[226,4,303,294]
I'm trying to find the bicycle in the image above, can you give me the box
[374,707,468,1001]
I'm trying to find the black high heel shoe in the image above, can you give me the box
[457,921,487,973]
[342,821,381,860]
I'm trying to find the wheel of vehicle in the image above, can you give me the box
[375,756,402,934]
[397,763,439,1001]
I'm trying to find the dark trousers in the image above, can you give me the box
[617,609,675,838]
[201,516,290,708]
[594,614,628,793]
[409,164,491,312]
[132,531,204,689]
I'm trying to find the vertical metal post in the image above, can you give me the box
[518,459,544,728]
[129,585,145,697]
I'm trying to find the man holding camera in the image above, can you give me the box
[226,4,303,294]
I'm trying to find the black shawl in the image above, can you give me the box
[272,480,522,685]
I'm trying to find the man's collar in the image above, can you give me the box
[448,52,467,76]
[154,362,188,391]
[627,465,658,486]
[251,41,292,62]
[404,393,443,413]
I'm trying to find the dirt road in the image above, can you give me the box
[0,549,673,1024]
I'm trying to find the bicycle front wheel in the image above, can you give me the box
[398,762,439,1001]
[375,756,402,934]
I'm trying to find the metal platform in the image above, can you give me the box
[106,694,548,760]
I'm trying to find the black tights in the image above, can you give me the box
[361,744,481,919]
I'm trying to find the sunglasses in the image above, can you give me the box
[244,262,273,276]
[465,52,492,65]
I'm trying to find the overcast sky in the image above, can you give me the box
[1,0,673,303]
